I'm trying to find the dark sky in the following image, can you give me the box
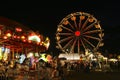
[0,1,120,54]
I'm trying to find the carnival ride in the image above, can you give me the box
[56,12,104,54]
[0,17,50,61]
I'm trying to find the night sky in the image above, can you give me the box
[0,1,120,55]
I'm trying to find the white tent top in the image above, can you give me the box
[58,53,80,60]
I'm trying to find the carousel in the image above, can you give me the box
[0,17,50,68]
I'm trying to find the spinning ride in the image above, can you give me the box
[56,12,104,54]
[0,17,50,60]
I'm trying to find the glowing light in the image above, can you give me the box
[43,37,50,49]
[46,55,52,62]
[27,52,33,58]
[3,36,7,39]
[40,54,47,62]
[13,35,17,38]
[17,36,20,39]
[71,16,76,21]
[75,31,80,36]
[21,35,25,39]
[46,42,50,49]
[15,27,22,32]
[35,52,39,57]
[6,33,12,37]
[23,39,26,42]
[80,15,85,20]
[56,36,60,40]
[57,27,62,32]
[28,35,41,42]
[3,48,9,61]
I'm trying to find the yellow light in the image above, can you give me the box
[57,36,60,40]
[46,37,49,41]
[6,33,11,37]
[57,27,62,32]
[21,36,25,39]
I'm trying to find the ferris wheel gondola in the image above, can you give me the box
[56,12,104,54]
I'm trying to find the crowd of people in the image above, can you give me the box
[0,55,120,80]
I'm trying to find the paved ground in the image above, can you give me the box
[0,70,120,80]
[64,71,120,80]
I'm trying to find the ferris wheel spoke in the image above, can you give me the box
[80,39,86,50]
[70,38,77,53]
[79,17,82,30]
[60,25,74,33]
[73,19,78,29]
[96,41,103,50]
[67,20,76,29]
[58,33,73,36]
[71,16,78,29]
[58,36,74,43]
[83,37,95,48]
[63,39,74,50]
[81,17,89,31]
[82,21,97,32]
[63,19,75,29]
[83,29,102,35]
[84,35,101,41]
[78,39,80,54]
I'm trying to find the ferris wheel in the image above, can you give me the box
[56,12,104,54]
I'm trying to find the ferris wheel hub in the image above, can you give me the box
[75,31,81,37]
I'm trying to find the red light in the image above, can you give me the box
[23,39,26,42]
[75,31,80,36]
[17,36,20,39]
[13,35,17,38]
[15,27,22,32]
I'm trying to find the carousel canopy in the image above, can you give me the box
[0,17,50,53]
